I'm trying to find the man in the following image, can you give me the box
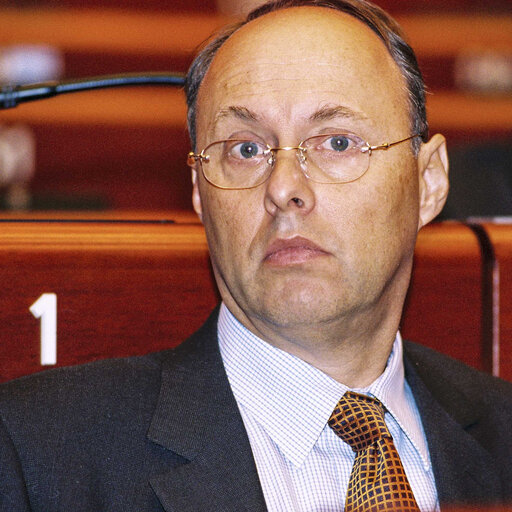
[1,1,511,511]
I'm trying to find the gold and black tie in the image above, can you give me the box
[328,391,421,512]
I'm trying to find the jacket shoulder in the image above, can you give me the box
[403,341,512,501]
[404,340,512,450]
[0,351,180,511]
[403,340,512,400]
[0,352,166,414]
[0,351,174,466]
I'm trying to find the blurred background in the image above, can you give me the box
[0,0,510,218]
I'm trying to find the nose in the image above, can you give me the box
[263,147,316,217]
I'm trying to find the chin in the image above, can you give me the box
[254,288,347,330]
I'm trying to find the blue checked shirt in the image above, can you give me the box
[218,303,439,512]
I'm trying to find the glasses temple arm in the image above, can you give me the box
[368,133,421,152]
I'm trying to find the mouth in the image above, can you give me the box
[263,236,330,266]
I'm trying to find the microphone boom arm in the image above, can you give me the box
[0,72,186,109]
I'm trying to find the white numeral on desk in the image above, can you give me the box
[30,293,57,366]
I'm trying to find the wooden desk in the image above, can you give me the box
[0,218,496,382]
[402,222,485,372]
[0,217,217,382]
[477,221,512,381]
[2,8,510,61]
[1,7,510,209]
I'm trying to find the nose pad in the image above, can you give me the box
[268,147,306,181]
[297,148,307,166]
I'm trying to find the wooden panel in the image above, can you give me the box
[62,51,192,77]
[25,124,193,211]
[18,0,218,12]
[3,88,512,135]
[0,219,491,382]
[0,89,187,127]
[1,8,510,58]
[1,7,510,211]
[0,8,229,56]
[479,222,512,381]
[1,109,193,211]
[17,0,512,14]
[0,218,218,382]
[378,0,512,12]
[401,222,485,372]
[0,210,200,222]
[426,93,512,135]
[399,14,512,56]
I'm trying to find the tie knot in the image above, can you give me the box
[328,391,390,452]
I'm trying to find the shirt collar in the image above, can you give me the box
[218,303,430,468]
[363,331,431,469]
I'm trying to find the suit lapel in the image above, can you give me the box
[146,310,266,512]
[404,344,502,506]
[144,319,504,510]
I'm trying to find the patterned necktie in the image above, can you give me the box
[328,391,420,512]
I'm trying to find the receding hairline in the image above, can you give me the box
[199,4,402,88]
[186,0,428,153]
[196,6,408,141]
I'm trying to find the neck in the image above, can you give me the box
[229,299,402,388]
[221,254,413,388]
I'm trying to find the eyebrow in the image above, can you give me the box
[309,105,368,123]
[213,106,260,128]
[212,104,367,131]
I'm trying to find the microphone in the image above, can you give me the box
[0,72,185,109]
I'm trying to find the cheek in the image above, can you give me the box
[323,159,419,261]
[368,156,419,221]
[366,162,420,258]
[391,161,420,226]
[199,184,262,264]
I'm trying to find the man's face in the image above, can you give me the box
[192,7,438,343]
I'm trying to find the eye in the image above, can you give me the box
[329,135,350,152]
[307,133,362,154]
[230,141,264,160]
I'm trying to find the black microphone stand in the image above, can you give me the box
[0,72,185,109]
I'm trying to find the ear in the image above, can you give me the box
[191,169,203,223]
[417,133,449,229]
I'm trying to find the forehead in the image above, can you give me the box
[196,6,410,142]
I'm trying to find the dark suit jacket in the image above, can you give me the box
[1,309,512,511]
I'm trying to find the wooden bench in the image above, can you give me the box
[0,6,510,211]
[402,222,485,373]
[476,221,512,381]
[0,214,218,382]
[1,216,504,382]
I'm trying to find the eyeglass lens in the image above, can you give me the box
[200,133,371,189]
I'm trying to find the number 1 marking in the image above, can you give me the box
[30,293,57,366]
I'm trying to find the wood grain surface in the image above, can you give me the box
[402,222,485,372]
[0,218,500,382]
[479,222,512,381]
[0,219,217,382]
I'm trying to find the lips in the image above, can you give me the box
[264,236,329,265]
